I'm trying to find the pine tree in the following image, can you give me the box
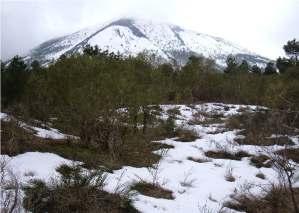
[283,39,299,62]
[239,60,250,73]
[224,55,238,74]
[2,56,28,107]
[251,65,261,74]
[31,60,41,71]
[264,62,276,75]
[276,57,291,74]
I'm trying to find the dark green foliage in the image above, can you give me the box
[3,47,298,129]
[30,60,41,71]
[224,55,238,74]
[238,60,250,73]
[83,44,100,56]
[1,60,5,71]
[276,57,292,73]
[59,54,67,61]
[162,117,176,137]
[251,65,262,74]
[283,39,299,62]
[264,62,276,75]
[23,164,137,213]
[1,56,29,107]
[2,42,299,154]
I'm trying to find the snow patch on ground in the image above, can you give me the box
[0,112,79,140]
[1,103,298,213]
[1,152,73,182]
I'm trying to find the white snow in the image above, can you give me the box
[1,152,73,182]
[27,18,269,67]
[0,112,79,140]
[102,104,284,213]
[1,103,298,213]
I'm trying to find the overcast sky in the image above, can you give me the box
[1,0,299,60]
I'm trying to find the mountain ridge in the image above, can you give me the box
[25,17,270,67]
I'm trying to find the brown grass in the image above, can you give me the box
[226,111,297,146]
[188,111,224,126]
[225,168,236,182]
[205,150,251,160]
[131,182,174,200]
[224,185,299,213]
[275,148,299,163]
[23,164,138,213]
[187,157,211,163]
[1,120,174,170]
[250,155,272,168]
[174,128,199,142]
[256,172,266,179]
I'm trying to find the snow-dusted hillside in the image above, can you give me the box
[26,18,270,67]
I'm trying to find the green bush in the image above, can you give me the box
[23,164,137,213]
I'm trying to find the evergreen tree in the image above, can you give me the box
[59,54,67,61]
[83,44,99,56]
[239,60,250,73]
[1,56,28,107]
[283,39,299,62]
[276,57,291,74]
[251,65,261,74]
[31,60,41,71]
[264,62,276,75]
[1,60,5,72]
[224,55,238,74]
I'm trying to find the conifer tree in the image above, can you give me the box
[251,65,261,74]
[264,62,276,75]
[283,39,299,62]
[224,55,238,74]
[1,56,28,107]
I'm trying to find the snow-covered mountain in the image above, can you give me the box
[26,18,270,67]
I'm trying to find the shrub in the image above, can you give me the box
[174,127,199,142]
[131,182,174,200]
[224,184,299,213]
[23,164,137,213]
[205,150,250,160]
[224,167,235,182]
[250,155,272,168]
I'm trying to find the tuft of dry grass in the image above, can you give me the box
[174,128,199,142]
[131,182,174,200]
[256,172,266,180]
[275,148,299,163]
[224,184,299,213]
[250,155,272,168]
[23,164,138,213]
[188,111,224,126]
[205,150,250,160]
[226,111,297,146]
[224,167,236,182]
[187,156,211,163]
[166,107,181,116]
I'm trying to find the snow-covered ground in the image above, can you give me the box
[0,112,78,140]
[1,103,298,213]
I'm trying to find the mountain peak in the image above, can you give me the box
[27,18,270,67]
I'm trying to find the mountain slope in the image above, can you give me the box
[26,18,270,67]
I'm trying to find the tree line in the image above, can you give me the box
[1,40,298,136]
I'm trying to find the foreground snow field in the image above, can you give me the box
[1,103,299,212]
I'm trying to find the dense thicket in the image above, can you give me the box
[1,41,299,137]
